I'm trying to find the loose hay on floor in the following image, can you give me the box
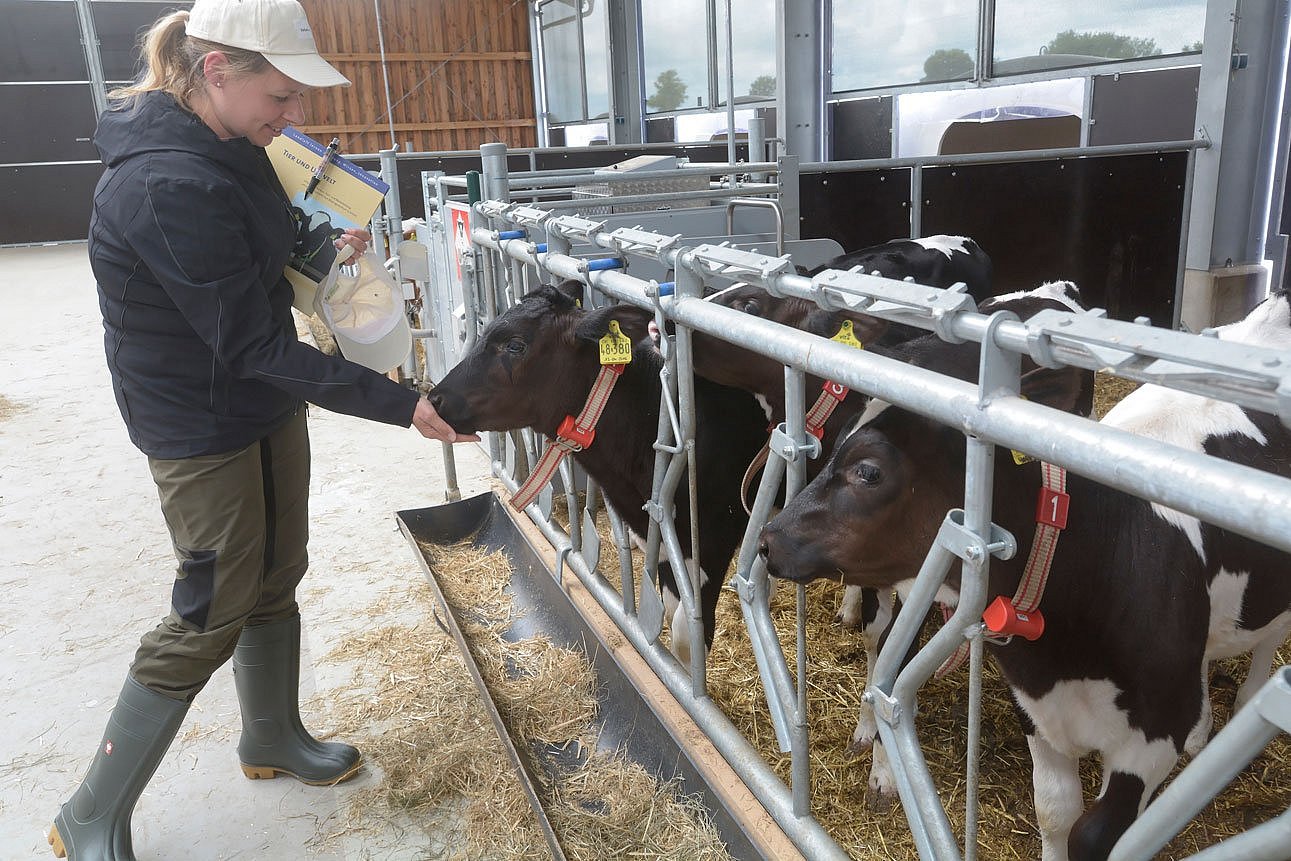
[315,539,733,860]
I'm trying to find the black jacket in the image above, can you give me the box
[90,91,417,458]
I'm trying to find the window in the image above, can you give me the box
[642,0,710,113]
[896,78,1085,157]
[641,0,775,114]
[716,0,777,106]
[675,109,757,142]
[540,0,609,124]
[831,0,980,92]
[993,0,1205,76]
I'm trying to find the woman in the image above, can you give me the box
[50,1,472,857]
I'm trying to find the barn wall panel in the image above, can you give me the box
[2,162,104,244]
[296,0,536,156]
[798,169,913,254]
[921,153,1187,323]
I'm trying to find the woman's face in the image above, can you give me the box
[203,55,308,147]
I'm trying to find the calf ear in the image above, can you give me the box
[573,303,656,345]
[554,279,586,307]
[1020,364,1094,416]
[805,309,890,347]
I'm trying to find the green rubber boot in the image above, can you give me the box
[49,677,188,860]
[232,615,361,786]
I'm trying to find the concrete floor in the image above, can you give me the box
[0,243,495,859]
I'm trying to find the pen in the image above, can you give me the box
[303,137,340,200]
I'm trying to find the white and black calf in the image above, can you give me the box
[807,234,994,301]
[429,281,768,665]
[759,289,1291,860]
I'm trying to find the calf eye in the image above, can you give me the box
[504,338,526,355]
[857,460,882,485]
[739,298,762,315]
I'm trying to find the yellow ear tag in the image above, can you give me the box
[598,320,633,365]
[831,319,865,349]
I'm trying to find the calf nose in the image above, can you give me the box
[428,390,445,412]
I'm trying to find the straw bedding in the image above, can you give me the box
[314,542,732,860]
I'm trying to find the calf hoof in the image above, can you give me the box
[48,824,66,859]
[834,610,863,630]
[864,784,897,813]
[846,729,876,757]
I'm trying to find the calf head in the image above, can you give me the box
[759,308,1091,591]
[429,281,654,436]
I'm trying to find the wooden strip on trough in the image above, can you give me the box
[500,488,808,861]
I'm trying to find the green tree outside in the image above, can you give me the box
[922,48,974,82]
[1046,29,1162,59]
[647,69,688,112]
[748,74,776,98]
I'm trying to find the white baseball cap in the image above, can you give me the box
[313,252,412,373]
[187,0,350,88]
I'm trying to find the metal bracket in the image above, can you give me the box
[1024,308,1291,424]
[978,311,1022,408]
[548,214,608,242]
[686,243,794,283]
[506,204,552,227]
[606,226,682,259]
[937,509,1017,565]
[768,424,822,464]
[865,687,903,726]
[810,270,978,343]
[476,199,511,219]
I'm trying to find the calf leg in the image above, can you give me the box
[846,588,894,754]
[1026,732,1083,861]
[836,585,867,628]
[1068,742,1177,861]
[1236,618,1291,711]
[864,741,898,811]
[1184,666,1213,757]
[661,561,710,669]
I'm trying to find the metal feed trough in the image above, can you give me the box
[391,143,1291,861]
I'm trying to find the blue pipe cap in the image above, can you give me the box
[534,243,548,253]
[496,229,526,240]
[585,258,625,272]
[656,281,676,296]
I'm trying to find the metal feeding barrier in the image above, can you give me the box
[396,142,1291,861]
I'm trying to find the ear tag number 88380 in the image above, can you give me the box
[599,320,633,366]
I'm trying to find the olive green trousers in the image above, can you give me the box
[131,410,310,702]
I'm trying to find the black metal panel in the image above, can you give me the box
[0,83,98,163]
[1089,66,1200,147]
[645,116,675,143]
[0,1,86,82]
[799,168,911,254]
[2,162,103,243]
[939,115,1080,155]
[921,152,1187,323]
[829,97,892,160]
[94,1,194,83]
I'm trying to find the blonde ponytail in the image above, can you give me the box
[109,10,268,111]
